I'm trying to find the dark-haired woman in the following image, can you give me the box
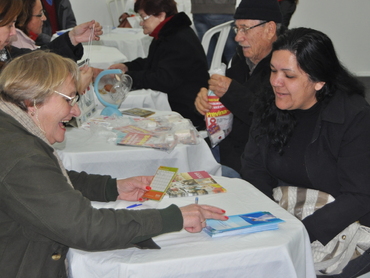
[12,0,47,49]
[0,0,101,69]
[241,27,370,277]
[109,0,209,129]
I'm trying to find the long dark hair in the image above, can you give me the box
[253,27,365,154]
[15,0,36,36]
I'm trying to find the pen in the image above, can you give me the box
[195,197,198,204]
[126,204,143,209]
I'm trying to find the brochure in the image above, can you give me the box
[203,211,284,238]
[143,166,179,201]
[166,171,226,198]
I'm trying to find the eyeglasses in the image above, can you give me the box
[32,10,46,18]
[140,15,152,21]
[54,91,80,106]
[232,21,267,35]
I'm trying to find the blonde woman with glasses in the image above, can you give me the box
[0,50,227,277]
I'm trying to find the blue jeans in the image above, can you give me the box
[221,165,241,178]
[193,14,237,68]
[210,145,241,178]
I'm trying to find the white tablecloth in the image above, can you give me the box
[94,28,153,61]
[93,88,171,112]
[80,45,128,69]
[67,176,316,278]
[120,89,171,111]
[54,111,221,178]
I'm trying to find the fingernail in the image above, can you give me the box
[138,198,143,201]
[146,186,152,190]
[221,210,226,213]
[225,216,229,220]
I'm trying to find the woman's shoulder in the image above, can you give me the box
[11,29,38,50]
[159,13,192,37]
[333,91,370,115]
[0,111,52,158]
[322,91,370,129]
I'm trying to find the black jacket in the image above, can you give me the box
[9,32,82,62]
[124,12,209,129]
[241,91,370,245]
[217,47,272,172]
[36,0,77,45]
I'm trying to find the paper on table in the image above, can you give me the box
[203,211,284,237]
[143,166,178,201]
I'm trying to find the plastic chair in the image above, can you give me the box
[106,0,126,26]
[201,20,233,71]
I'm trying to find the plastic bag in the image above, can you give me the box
[171,118,201,145]
[205,64,233,147]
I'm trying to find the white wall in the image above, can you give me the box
[289,0,370,76]
[70,0,111,26]
[70,0,370,76]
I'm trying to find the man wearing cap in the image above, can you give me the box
[195,0,283,175]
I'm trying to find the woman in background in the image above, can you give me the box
[241,27,370,277]
[1,0,101,69]
[0,50,227,277]
[8,0,100,93]
[109,0,209,129]
[12,0,46,49]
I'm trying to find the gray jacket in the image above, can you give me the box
[0,109,182,277]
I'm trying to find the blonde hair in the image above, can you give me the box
[0,50,79,111]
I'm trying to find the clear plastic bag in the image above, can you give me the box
[79,113,200,152]
[171,118,201,145]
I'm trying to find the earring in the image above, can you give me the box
[30,99,37,116]
[32,99,46,134]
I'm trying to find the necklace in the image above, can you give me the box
[0,48,9,62]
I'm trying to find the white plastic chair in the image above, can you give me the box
[106,0,126,26]
[201,20,233,71]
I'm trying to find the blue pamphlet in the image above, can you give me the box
[203,211,284,237]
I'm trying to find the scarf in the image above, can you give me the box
[150,15,173,40]
[0,101,73,187]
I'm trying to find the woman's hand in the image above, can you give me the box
[108,63,128,73]
[78,66,93,94]
[69,20,103,46]
[116,176,153,201]
[195,87,212,115]
[180,204,228,233]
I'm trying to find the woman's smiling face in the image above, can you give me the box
[270,50,325,110]
[30,75,81,144]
